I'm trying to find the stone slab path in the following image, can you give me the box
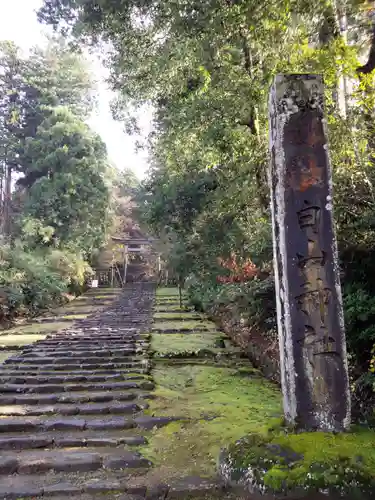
[0,282,186,499]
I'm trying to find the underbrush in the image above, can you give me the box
[0,244,93,324]
[187,275,276,335]
[186,273,375,425]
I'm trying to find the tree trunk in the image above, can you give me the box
[334,0,349,118]
[0,162,4,237]
[3,164,11,238]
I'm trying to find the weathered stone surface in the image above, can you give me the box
[43,481,81,495]
[43,418,86,431]
[77,403,111,415]
[103,452,151,470]
[168,476,223,498]
[85,417,135,430]
[145,483,169,500]
[0,282,175,499]
[135,416,178,429]
[119,436,148,446]
[53,437,85,447]
[108,403,140,414]
[84,479,122,493]
[0,436,52,450]
[52,452,103,473]
[0,457,18,474]
[84,437,119,447]
[268,74,350,431]
[0,477,43,498]
[15,394,58,405]
[17,451,102,474]
[0,418,39,433]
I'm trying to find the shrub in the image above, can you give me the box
[187,273,276,334]
[343,283,375,370]
[46,249,94,294]
[0,244,93,322]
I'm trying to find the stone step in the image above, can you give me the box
[0,390,153,406]
[0,373,148,385]
[152,316,201,320]
[0,480,133,498]
[0,380,154,394]
[0,431,147,450]
[0,415,179,433]
[28,346,146,354]
[19,350,145,359]
[154,308,193,313]
[0,472,224,499]
[151,327,210,333]
[33,340,147,347]
[40,342,144,348]
[44,336,145,343]
[0,345,24,351]
[0,368,148,377]
[0,401,146,417]
[48,329,140,334]
[0,448,152,475]
[11,353,138,363]
[4,360,145,371]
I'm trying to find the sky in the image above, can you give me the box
[0,0,152,179]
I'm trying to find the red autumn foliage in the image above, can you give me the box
[216,253,258,284]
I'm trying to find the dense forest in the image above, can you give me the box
[0,0,372,422]
[0,37,139,323]
[36,0,375,422]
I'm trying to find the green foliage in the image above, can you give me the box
[0,37,94,180]
[39,0,375,424]
[0,245,67,321]
[0,242,96,322]
[45,249,94,293]
[343,283,375,368]
[18,106,110,256]
[0,37,115,322]
[187,275,276,334]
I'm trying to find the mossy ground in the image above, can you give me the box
[155,287,181,297]
[148,288,375,499]
[151,332,220,355]
[223,425,375,498]
[153,311,202,320]
[0,334,47,346]
[154,303,193,312]
[140,363,281,480]
[152,320,215,331]
[0,322,69,337]
[141,287,282,484]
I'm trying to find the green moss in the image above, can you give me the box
[151,333,219,356]
[0,321,70,337]
[156,287,181,297]
[152,320,215,331]
[61,313,89,320]
[153,312,201,320]
[223,426,375,497]
[0,334,47,346]
[139,363,282,480]
[154,303,192,311]
[0,352,15,364]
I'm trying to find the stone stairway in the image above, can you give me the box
[0,282,180,499]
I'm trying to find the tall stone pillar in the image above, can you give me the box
[268,74,351,431]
